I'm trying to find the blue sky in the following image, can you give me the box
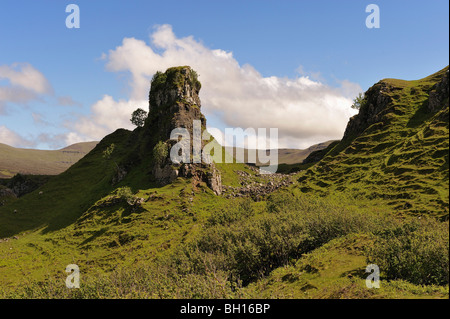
[0,0,448,150]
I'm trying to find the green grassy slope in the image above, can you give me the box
[0,132,129,237]
[0,66,447,299]
[0,141,98,178]
[297,67,449,217]
[244,233,448,299]
[0,128,253,290]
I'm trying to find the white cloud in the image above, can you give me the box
[0,63,52,94]
[64,132,89,146]
[57,95,82,107]
[0,125,32,148]
[0,125,85,149]
[0,63,53,114]
[66,95,145,141]
[71,24,361,149]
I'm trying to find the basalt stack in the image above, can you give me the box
[144,66,222,195]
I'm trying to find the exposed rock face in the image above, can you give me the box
[145,66,222,194]
[5,174,47,197]
[147,66,205,143]
[428,69,449,112]
[343,81,393,140]
[178,163,222,195]
[221,167,295,201]
[0,187,17,206]
[112,166,128,185]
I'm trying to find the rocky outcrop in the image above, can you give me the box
[178,163,222,195]
[0,187,17,206]
[146,66,205,143]
[428,68,449,112]
[343,81,393,140]
[5,174,49,197]
[344,67,449,141]
[153,163,178,185]
[145,66,222,194]
[221,167,295,201]
[112,166,128,185]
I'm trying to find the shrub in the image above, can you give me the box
[151,71,166,87]
[206,198,254,226]
[153,141,169,166]
[0,262,240,299]
[115,187,135,205]
[351,92,366,110]
[130,108,148,127]
[177,193,391,285]
[368,217,449,286]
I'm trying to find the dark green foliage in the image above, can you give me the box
[206,198,254,226]
[114,187,136,205]
[151,71,167,91]
[351,92,366,110]
[102,143,120,171]
[175,192,391,285]
[102,143,115,160]
[130,108,148,127]
[152,141,168,166]
[0,262,239,299]
[368,217,449,286]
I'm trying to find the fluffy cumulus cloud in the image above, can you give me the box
[1,26,361,150]
[0,63,53,114]
[0,125,32,147]
[64,95,142,144]
[86,24,361,149]
[54,25,359,149]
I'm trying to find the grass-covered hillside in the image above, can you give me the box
[298,67,449,218]
[0,142,98,178]
[0,66,448,299]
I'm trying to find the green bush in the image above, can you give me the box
[0,262,240,299]
[177,193,391,285]
[115,187,135,205]
[151,71,167,88]
[368,217,449,286]
[153,141,169,166]
[207,198,254,226]
[130,108,148,127]
[351,92,366,110]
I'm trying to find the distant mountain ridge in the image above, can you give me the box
[225,140,337,166]
[0,138,334,179]
[0,141,98,178]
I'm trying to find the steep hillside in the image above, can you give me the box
[0,66,447,299]
[0,66,251,238]
[0,142,98,178]
[0,66,259,290]
[298,67,449,217]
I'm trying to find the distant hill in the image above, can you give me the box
[298,66,449,217]
[225,140,337,166]
[0,141,98,178]
[0,138,333,179]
